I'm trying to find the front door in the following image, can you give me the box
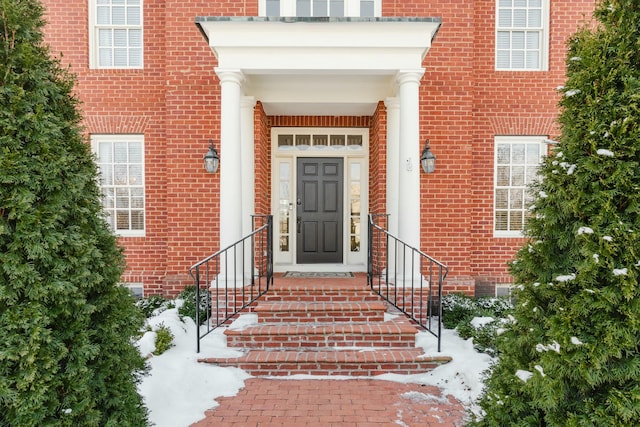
[296,158,344,263]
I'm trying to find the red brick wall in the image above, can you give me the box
[41,0,596,297]
[255,102,271,216]
[369,102,387,216]
[468,0,595,295]
[384,0,594,295]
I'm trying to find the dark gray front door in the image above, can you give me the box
[296,158,344,264]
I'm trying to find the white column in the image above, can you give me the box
[396,70,424,284]
[240,96,256,278]
[215,69,244,251]
[240,96,256,236]
[384,97,400,238]
[396,70,424,248]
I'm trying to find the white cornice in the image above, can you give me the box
[196,17,441,115]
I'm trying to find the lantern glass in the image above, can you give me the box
[203,141,219,173]
[421,142,436,174]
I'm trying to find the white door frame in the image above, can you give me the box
[271,127,369,272]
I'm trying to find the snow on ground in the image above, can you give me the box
[137,308,493,427]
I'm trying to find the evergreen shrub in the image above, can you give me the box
[0,1,148,424]
[177,286,210,325]
[136,295,174,318]
[473,1,640,424]
[153,323,174,356]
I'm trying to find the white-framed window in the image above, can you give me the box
[496,0,549,71]
[89,0,143,69]
[494,136,545,237]
[262,0,379,17]
[123,282,144,299]
[91,134,146,236]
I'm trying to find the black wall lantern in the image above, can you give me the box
[421,140,436,174]
[203,139,219,173]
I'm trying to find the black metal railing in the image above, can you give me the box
[367,214,448,352]
[189,215,273,352]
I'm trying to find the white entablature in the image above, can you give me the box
[196,17,441,115]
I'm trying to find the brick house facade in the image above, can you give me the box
[41,0,596,297]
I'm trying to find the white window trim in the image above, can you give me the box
[88,0,144,69]
[259,0,381,17]
[495,0,549,71]
[122,282,144,298]
[493,135,546,238]
[91,134,146,237]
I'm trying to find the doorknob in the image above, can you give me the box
[297,198,302,206]
[297,216,301,233]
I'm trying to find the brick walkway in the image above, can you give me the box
[191,378,468,427]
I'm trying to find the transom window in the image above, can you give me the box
[496,0,548,70]
[494,136,545,236]
[90,0,143,69]
[92,135,145,236]
[262,0,378,17]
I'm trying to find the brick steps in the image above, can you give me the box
[255,301,386,323]
[225,320,418,349]
[262,283,380,303]
[198,349,451,377]
[200,275,448,376]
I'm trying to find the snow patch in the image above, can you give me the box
[577,226,594,235]
[401,391,449,405]
[593,254,600,263]
[613,268,628,276]
[570,336,584,346]
[471,317,495,328]
[136,330,157,358]
[515,370,533,383]
[597,149,614,157]
[534,365,546,377]
[564,89,581,97]
[603,236,613,242]
[536,341,560,354]
[555,273,576,283]
[539,191,548,198]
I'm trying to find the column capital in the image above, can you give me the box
[395,69,425,86]
[384,97,400,110]
[241,96,257,109]
[215,68,245,86]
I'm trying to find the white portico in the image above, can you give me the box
[196,17,441,271]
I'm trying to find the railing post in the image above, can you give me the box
[251,216,255,286]
[266,215,273,289]
[367,214,373,288]
[365,213,447,352]
[195,267,201,353]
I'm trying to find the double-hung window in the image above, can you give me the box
[496,0,549,70]
[92,135,145,236]
[263,0,378,17]
[494,136,545,236]
[90,0,143,69]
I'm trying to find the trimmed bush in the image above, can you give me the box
[153,323,174,356]
[177,286,210,325]
[136,295,174,318]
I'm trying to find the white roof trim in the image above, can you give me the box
[195,17,442,115]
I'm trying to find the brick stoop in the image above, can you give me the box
[198,275,450,376]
